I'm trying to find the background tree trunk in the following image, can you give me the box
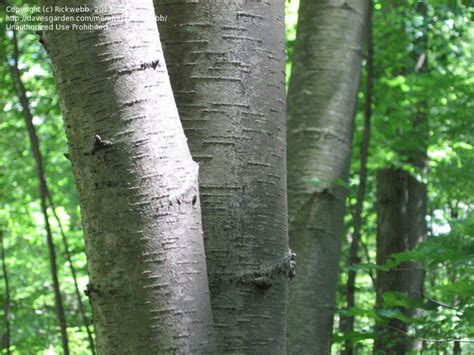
[374,170,426,354]
[374,168,410,354]
[405,176,426,300]
[42,1,215,353]
[405,0,429,309]
[154,1,289,352]
[286,1,368,353]
[374,174,426,354]
[374,3,429,352]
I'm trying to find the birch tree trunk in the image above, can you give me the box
[286,1,368,353]
[154,1,289,352]
[41,1,215,353]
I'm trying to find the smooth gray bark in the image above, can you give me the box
[287,1,368,353]
[154,1,289,352]
[42,1,215,353]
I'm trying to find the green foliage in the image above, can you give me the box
[336,0,474,353]
[285,0,299,87]
[1,8,92,353]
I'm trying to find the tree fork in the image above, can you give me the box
[41,1,215,352]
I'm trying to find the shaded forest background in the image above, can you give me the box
[1,0,473,353]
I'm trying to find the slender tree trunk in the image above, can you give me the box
[1,231,12,355]
[47,194,96,354]
[8,31,70,355]
[41,1,215,353]
[450,207,461,355]
[405,0,429,312]
[286,1,368,353]
[340,3,374,354]
[154,1,290,352]
[404,15,429,355]
[7,30,96,353]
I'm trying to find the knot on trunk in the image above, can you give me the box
[238,249,297,290]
